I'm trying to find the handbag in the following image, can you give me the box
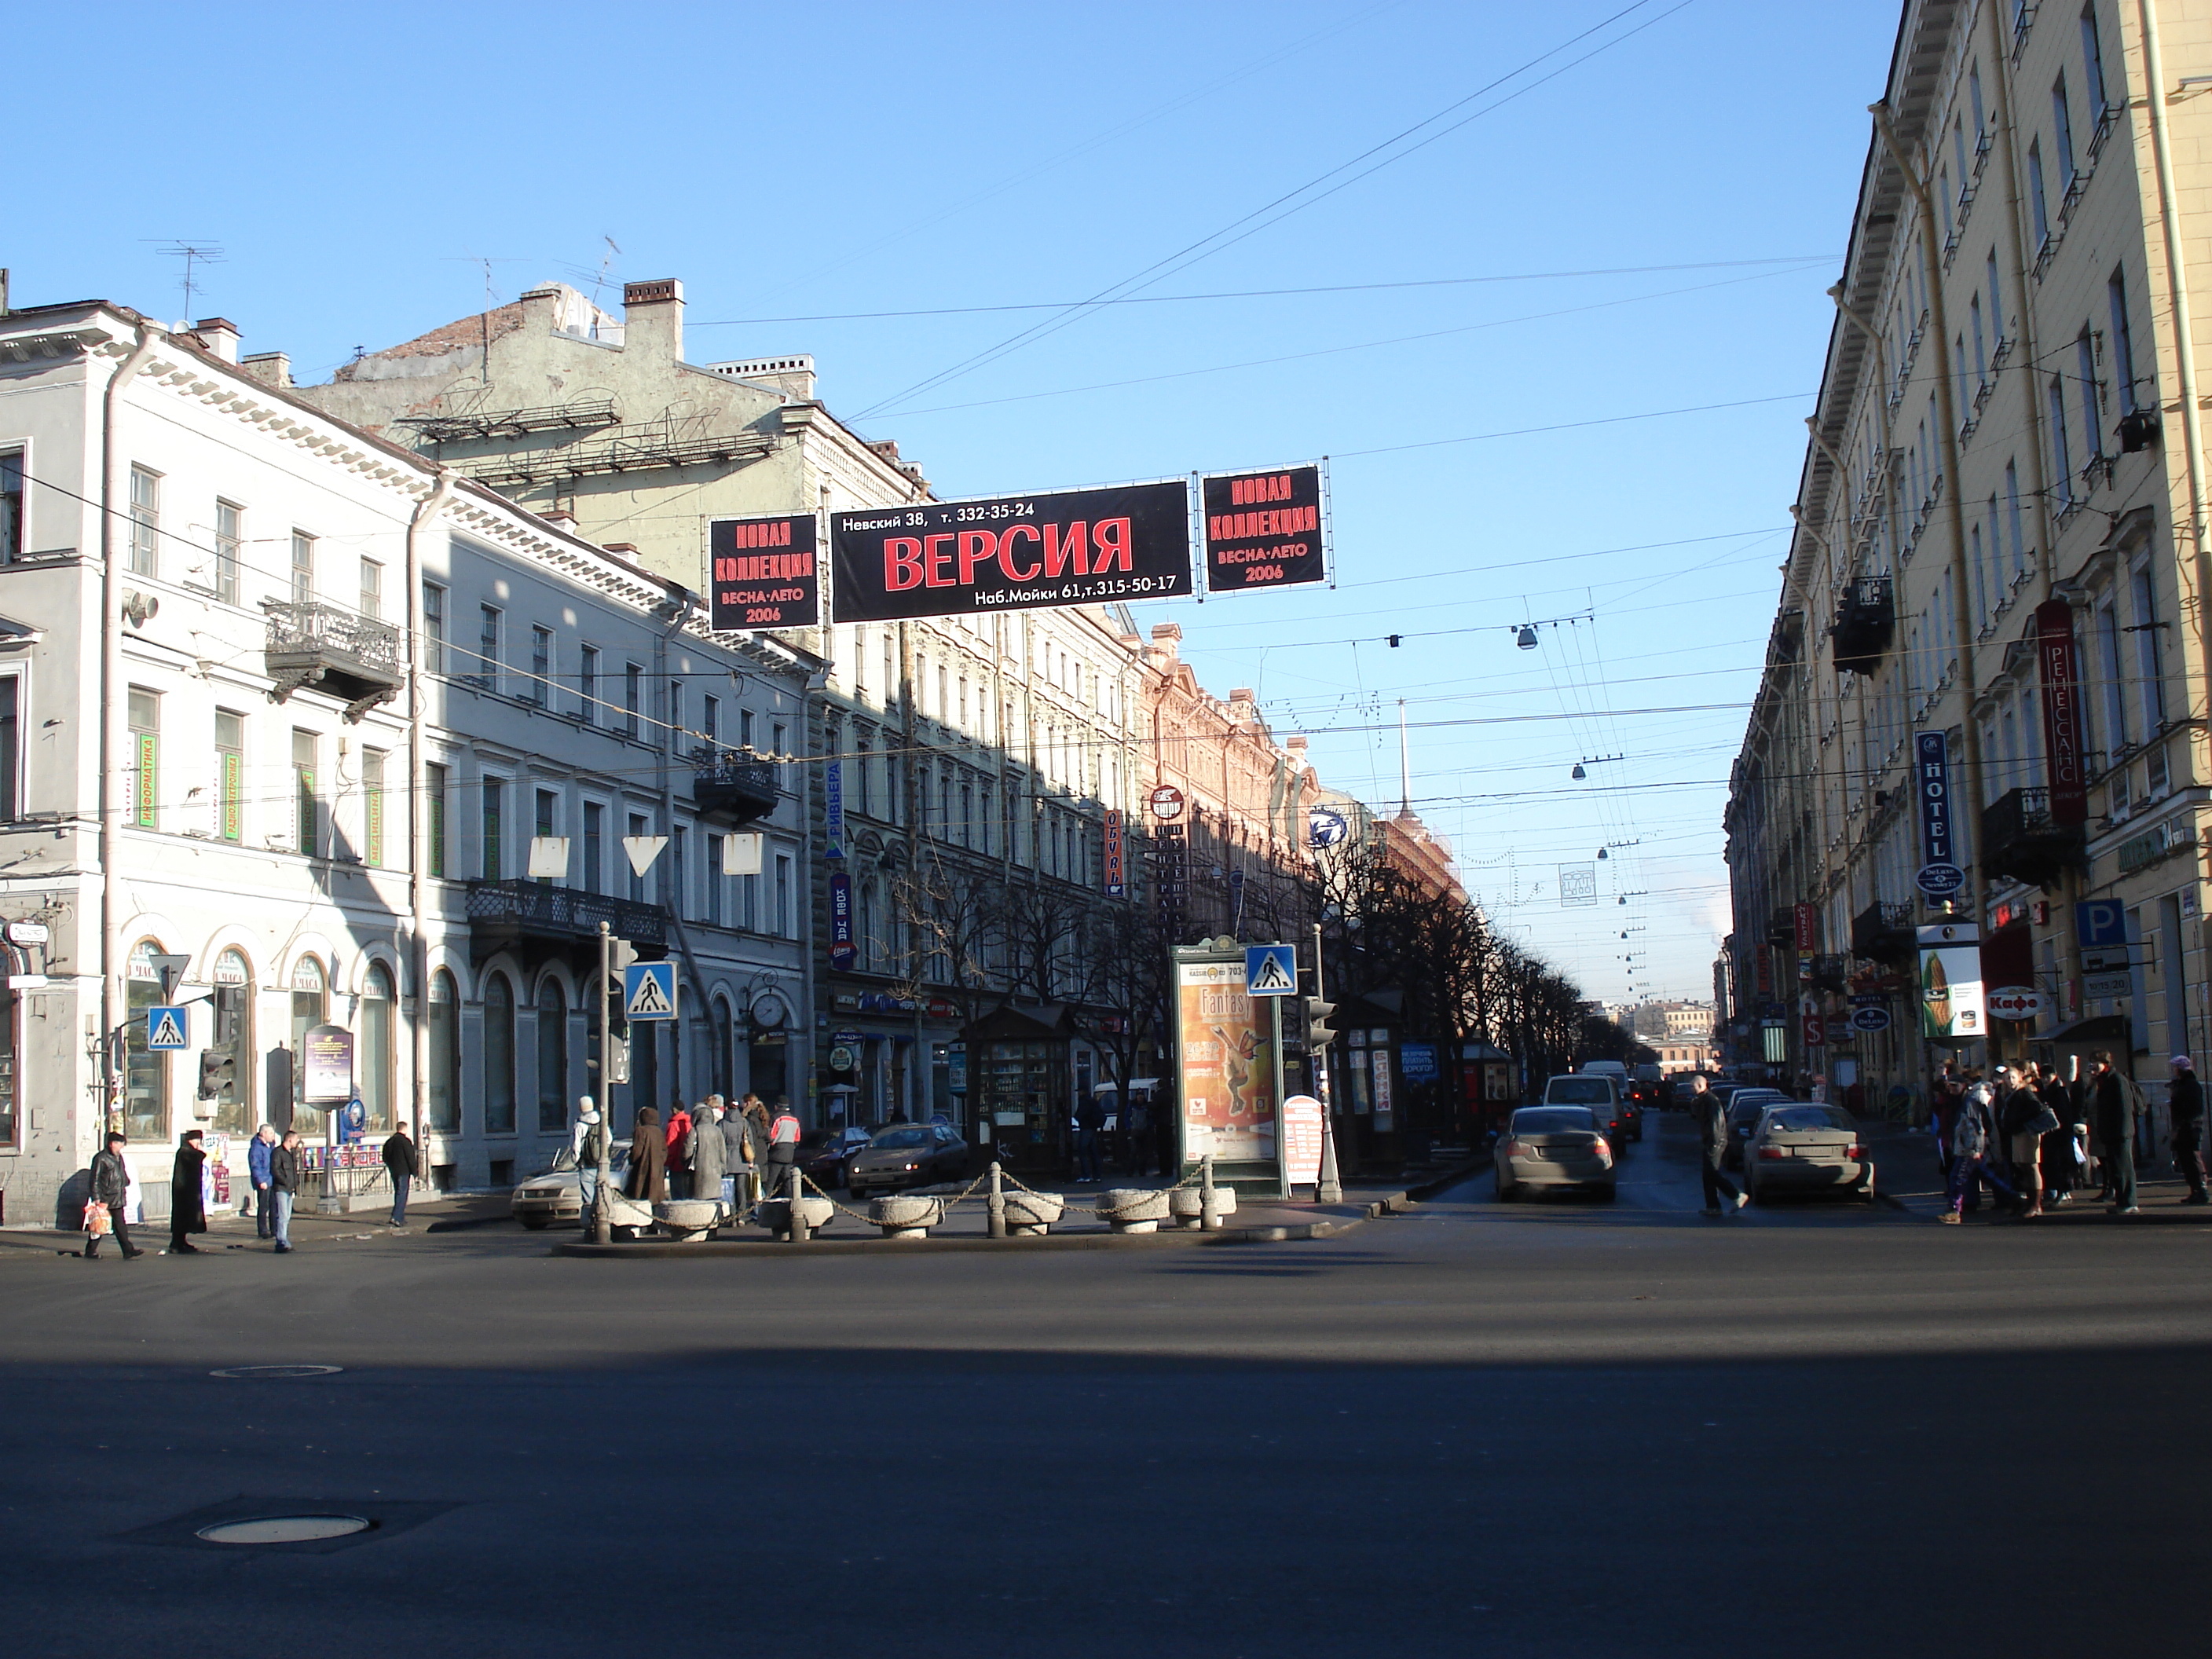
[82,1200,112,1237]
[2020,1104,2061,1139]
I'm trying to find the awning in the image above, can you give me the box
[2046,1013,2133,1049]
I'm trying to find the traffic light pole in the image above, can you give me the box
[1312,921,1342,1204]
[594,921,613,1245]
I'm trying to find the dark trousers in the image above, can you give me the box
[85,1208,134,1257]
[390,1172,411,1225]
[1700,1155,1738,1209]
[1948,1154,2014,1213]
[765,1150,796,1196]
[1075,1127,1101,1181]
[255,1182,274,1237]
[2107,1137,2138,1209]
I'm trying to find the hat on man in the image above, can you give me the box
[2174,1055,2194,1070]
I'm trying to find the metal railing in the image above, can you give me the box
[264,600,400,673]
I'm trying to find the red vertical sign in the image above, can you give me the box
[2036,597,2088,826]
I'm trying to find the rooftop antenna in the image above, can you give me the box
[145,240,225,325]
[591,234,622,313]
[1397,698,1412,817]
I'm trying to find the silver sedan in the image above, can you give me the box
[1494,1106,1617,1201]
[1743,1104,1874,1203]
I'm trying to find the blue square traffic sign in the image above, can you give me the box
[146,1005,189,1050]
[1243,944,1297,996]
[2075,899,2127,951]
[623,961,678,1021]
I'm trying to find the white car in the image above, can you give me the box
[511,1147,628,1229]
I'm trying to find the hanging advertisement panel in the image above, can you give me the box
[1917,921,1987,1041]
[831,480,1192,623]
[1174,957,1278,1167]
[302,1024,354,1104]
[708,514,819,631]
[1199,463,1328,594]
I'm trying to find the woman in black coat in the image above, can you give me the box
[624,1106,667,1202]
[2037,1067,2082,1204]
[170,1130,207,1254]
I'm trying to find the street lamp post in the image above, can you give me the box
[1312,921,1342,1204]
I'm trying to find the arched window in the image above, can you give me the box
[484,973,516,1134]
[359,962,395,1132]
[288,955,327,1138]
[210,949,254,1134]
[536,979,567,1132]
[427,971,460,1133]
[123,939,171,1141]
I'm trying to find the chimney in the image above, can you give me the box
[240,351,291,388]
[538,507,577,529]
[621,278,684,364]
[1149,622,1181,660]
[191,317,240,364]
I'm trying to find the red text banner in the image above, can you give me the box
[2036,597,2089,826]
[1200,463,1327,593]
[830,481,1191,624]
[709,515,820,631]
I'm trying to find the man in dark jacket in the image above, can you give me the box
[169,1129,207,1253]
[84,1132,142,1259]
[2169,1056,2207,1204]
[1073,1092,1106,1184]
[1690,1078,1747,1218]
[381,1126,420,1228]
[269,1130,301,1252]
[2091,1052,2142,1215]
[247,1124,276,1237]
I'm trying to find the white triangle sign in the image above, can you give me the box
[623,835,668,878]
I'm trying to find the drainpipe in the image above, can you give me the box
[98,322,160,1133]
[1874,101,1994,947]
[405,468,455,1151]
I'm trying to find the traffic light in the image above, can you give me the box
[1306,998,1338,1049]
[196,1049,235,1101]
[606,937,639,1039]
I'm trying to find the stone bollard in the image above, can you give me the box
[869,1195,943,1240]
[987,1162,1006,1240]
[1097,1188,1172,1234]
[753,1195,833,1240]
[652,1199,723,1242]
[1170,1186,1237,1230]
[789,1163,809,1244]
[1002,1190,1065,1236]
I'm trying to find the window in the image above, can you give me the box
[427,761,449,877]
[0,679,18,822]
[423,581,445,673]
[528,626,551,707]
[882,634,895,707]
[2029,141,2050,247]
[2077,331,2103,458]
[1971,522,1989,624]
[670,823,687,919]
[2134,566,2170,786]
[427,970,460,1133]
[481,775,504,881]
[1969,294,1987,385]
[980,782,994,856]
[775,852,793,939]
[485,974,516,1135]
[706,832,724,925]
[128,689,158,829]
[1987,252,2004,344]
[856,737,873,815]
[741,856,759,931]
[623,663,642,737]
[474,605,500,691]
[209,950,253,1134]
[702,694,720,747]
[577,644,598,723]
[2109,268,2139,412]
[668,682,683,752]
[1970,61,1985,137]
[359,558,383,620]
[2049,377,2075,502]
[2005,460,2027,577]
[290,530,314,603]
[360,963,395,1133]
[537,980,568,1133]
[628,812,650,905]
[0,449,21,565]
[2097,603,2128,756]
[214,500,241,604]
[123,940,171,1140]
[292,728,319,855]
[363,747,386,867]
[2053,76,2078,188]
[128,466,158,577]
[583,801,604,895]
[772,720,787,759]
[2082,5,2110,120]
[287,956,327,1138]
[533,788,558,884]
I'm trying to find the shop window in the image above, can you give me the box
[288,955,327,1139]
[123,939,170,1141]
[360,963,394,1132]
[427,971,460,1133]
[210,949,254,1134]
[485,973,516,1133]
[537,979,567,1132]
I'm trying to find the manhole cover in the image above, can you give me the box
[208,1364,343,1379]
[196,1514,372,1545]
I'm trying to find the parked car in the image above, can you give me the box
[847,1122,972,1197]
[798,1124,875,1191]
[511,1146,629,1229]
[1720,1089,1790,1170]
[1494,1105,1617,1201]
[1542,1074,1633,1147]
[1745,1103,1874,1203]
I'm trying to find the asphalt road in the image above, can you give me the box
[6,1111,2210,1657]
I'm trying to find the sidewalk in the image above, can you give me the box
[0,1188,511,1262]
[1852,1111,2212,1222]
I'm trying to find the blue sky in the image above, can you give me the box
[12,0,1900,1005]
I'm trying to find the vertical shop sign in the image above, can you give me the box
[2036,597,2089,826]
[1102,808,1126,896]
[829,871,855,969]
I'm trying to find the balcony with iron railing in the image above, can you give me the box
[1980,786,2086,890]
[1850,900,1915,965]
[465,879,668,962]
[264,599,401,720]
[690,748,782,822]
[1830,575,1895,676]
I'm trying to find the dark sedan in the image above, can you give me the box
[798,1125,874,1190]
[847,1123,972,1198]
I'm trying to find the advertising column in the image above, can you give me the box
[1171,944,1282,1196]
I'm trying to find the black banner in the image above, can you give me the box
[709,515,819,631]
[1200,463,1326,594]
[830,481,1191,624]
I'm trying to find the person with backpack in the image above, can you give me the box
[83,1132,141,1259]
[572,1097,606,1227]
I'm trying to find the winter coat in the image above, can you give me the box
[664,1108,693,1173]
[720,1112,750,1169]
[381,1131,419,1180]
[270,1144,300,1193]
[2093,1070,2143,1147]
[2170,1070,2204,1128]
[1075,1097,1106,1133]
[89,1148,128,1208]
[1693,1091,1726,1157]
[170,1141,207,1234]
[691,1110,729,1189]
[625,1108,668,1201]
[1952,1097,1994,1160]
[247,1136,273,1188]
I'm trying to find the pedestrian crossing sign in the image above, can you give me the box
[146,1005,189,1050]
[623,961,678,1022]
[1244,944,1297,996]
